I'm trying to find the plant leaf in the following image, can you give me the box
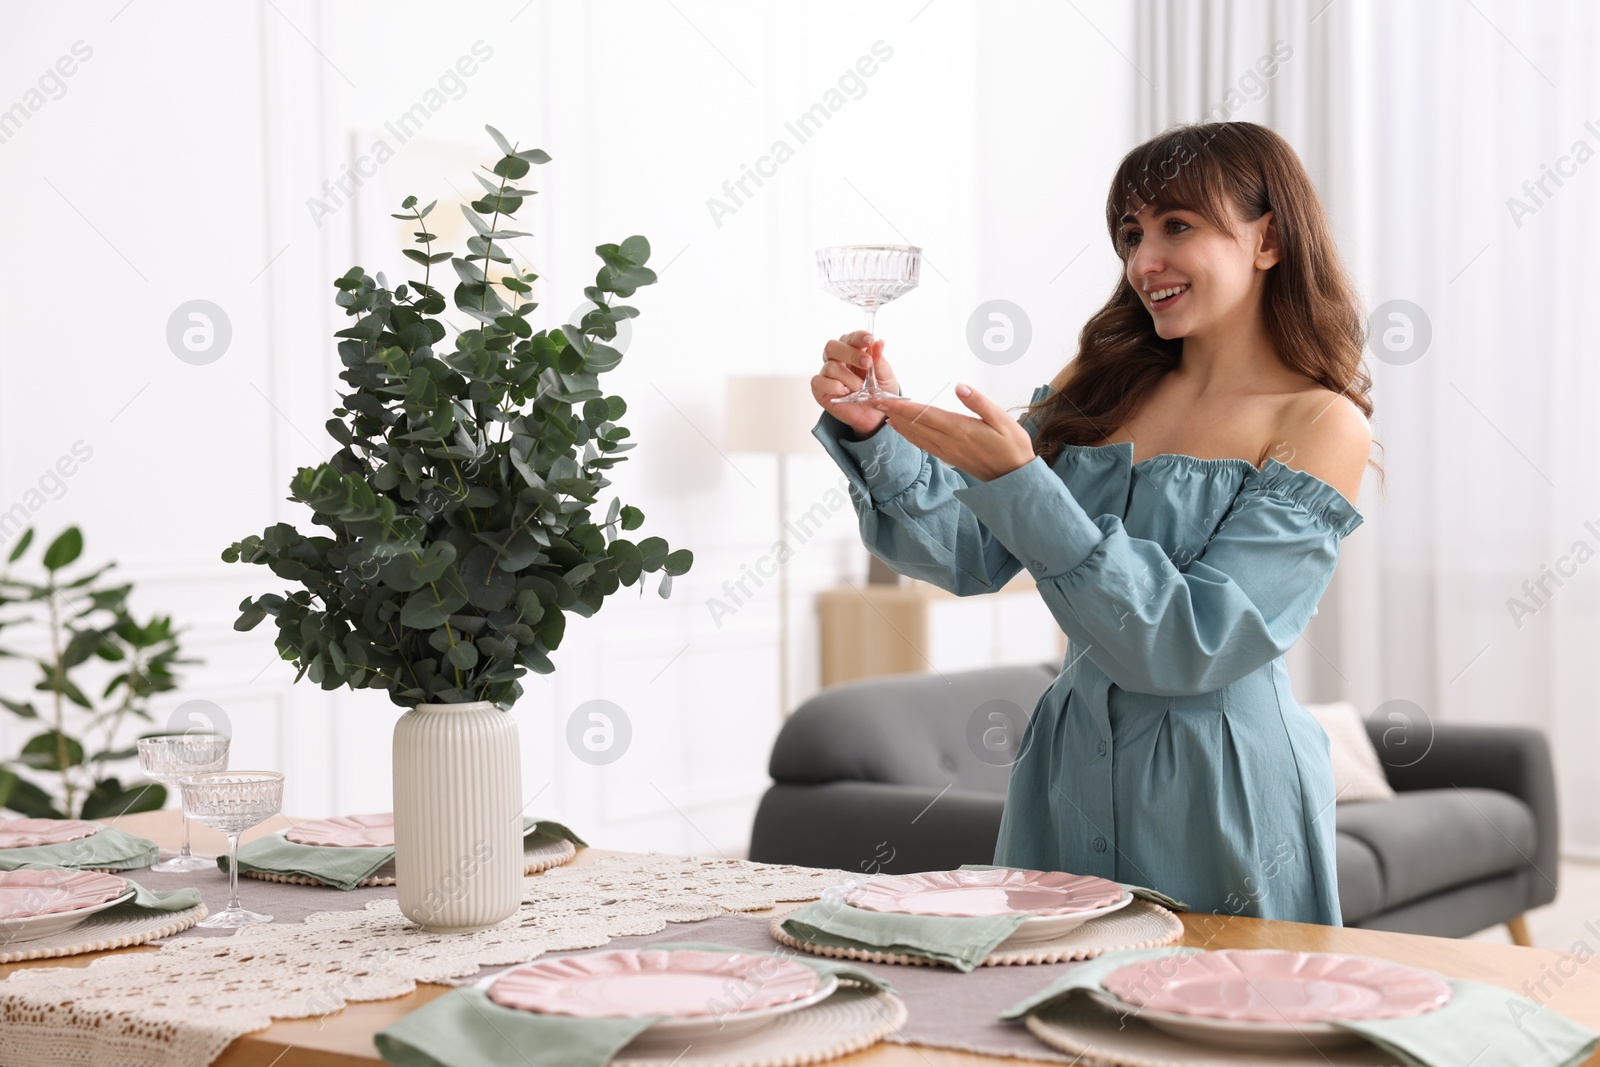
[41,527,83,571]
[19,730,85,770]
[6,528,33,563]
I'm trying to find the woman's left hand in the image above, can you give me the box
[870,383,1036,482]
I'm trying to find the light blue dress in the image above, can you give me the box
[811,382,1365,926]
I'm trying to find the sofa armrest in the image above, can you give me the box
[1366,719,1559,909]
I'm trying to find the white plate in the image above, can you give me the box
[997,890,1135,946]
[473,959,839,1046]
[0,886,139,944]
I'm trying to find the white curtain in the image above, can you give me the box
[1135,0,1600,857]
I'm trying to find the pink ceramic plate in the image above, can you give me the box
[0,869,129,920]
[844,869,1126,918]
[487,949,822,1019]
[0,817,102,849]
[1102,950,1452,1023]
[284,812,395,848]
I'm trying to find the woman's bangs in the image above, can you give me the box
[1109,127,1238,243]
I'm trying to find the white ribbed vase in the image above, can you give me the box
[392,701,522,932]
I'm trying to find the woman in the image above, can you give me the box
[807,121,1381,926]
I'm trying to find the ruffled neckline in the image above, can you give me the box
[1049,435,1365,539]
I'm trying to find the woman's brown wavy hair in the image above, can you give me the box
[1020,121,1383,492]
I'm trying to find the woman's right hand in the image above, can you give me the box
[812,330,902,439]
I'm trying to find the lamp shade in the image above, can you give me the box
[725,375,821,454]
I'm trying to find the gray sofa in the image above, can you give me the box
[749,663,1559,940]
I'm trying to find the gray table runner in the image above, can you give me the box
[132,851,1087,1062]
[133,852,398,938]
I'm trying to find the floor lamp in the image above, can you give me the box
[725,376,821,719]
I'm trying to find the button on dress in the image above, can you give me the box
[811,382,1366,926]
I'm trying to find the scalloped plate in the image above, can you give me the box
[0,870,136,942]
[997,890,1135,944]
[0,817,102,850]
[1097,950,1452,1051]
[480,948,838,1044]
[844,868,1127,918]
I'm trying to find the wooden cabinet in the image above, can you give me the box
[815,573,1068,688]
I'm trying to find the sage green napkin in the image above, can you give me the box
[958,863,1190,911]
[528,818,588,848]
[373,939,893,1067]
[1001,945,1600,1067]
[5,861,202,912]
[221,816,587,891]
[0,826,159,872]
[221,835,393,891]
[778,896,1028,973]
[773,865,1184,973]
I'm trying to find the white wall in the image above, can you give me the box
[0,0,1134,855]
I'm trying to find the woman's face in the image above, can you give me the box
[1118,199,1278,340]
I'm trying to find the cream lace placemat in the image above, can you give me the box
[0,852,853,1067]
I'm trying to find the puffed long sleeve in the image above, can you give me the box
[949,453,1364,697]
[811,409,1025,596]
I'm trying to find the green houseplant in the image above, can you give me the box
[0,526,194,819]
[222,126,692,930]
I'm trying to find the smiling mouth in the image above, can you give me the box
[1150,284,1189,310]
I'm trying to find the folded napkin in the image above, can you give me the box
[958,863,1190,911]
[0,826,159,872]
[373,939,893,1067]
[529,818,588,848]
[1001,945,1600,1067]
[5,862,203,912]
[220,816,587,891]
[778,895,1027,973]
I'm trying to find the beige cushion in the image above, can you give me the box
[1306,700,1396,802]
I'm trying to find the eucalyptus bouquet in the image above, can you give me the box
[224,126,691,710]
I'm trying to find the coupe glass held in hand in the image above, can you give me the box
[179,771,283,929]
[136,734,230,873]
[815,244,922,403]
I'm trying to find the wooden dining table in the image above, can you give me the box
[4,809,1598,1066]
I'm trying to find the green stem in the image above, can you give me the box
[386,618,426,695]
[95,643,141,786]
[410,203,435,295]
[45,582,71,815]
[479,173,508,321]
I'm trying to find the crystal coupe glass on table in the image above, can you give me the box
[815,244,922,403]
[136,734,230,872]
[179,771,283,928]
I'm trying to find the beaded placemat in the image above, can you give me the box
[0,903,208,964]
[769,898,1184,967]
[1023,993,1404,1066]
[610,986,908,1067]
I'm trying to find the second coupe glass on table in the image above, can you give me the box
[136,734,230,873]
